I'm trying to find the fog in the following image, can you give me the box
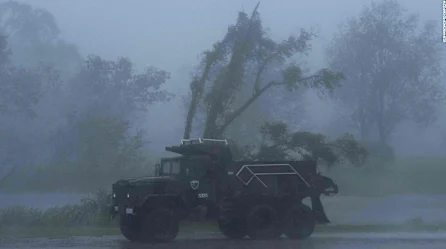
[1,1,446,246]
[10,0,444,155]
[0,0,443,186]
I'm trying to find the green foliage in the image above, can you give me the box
[0,190,112,227]
[0,35,60,118]
[70,55,173,119]
[0,1,59,43]
[76,116,145,175]
[327,0,444,143]
[184,4,344,139]
[226,138,257,161]
[0,1,82,77]
[0,35,61,184]
[250,121,368,167]
[27,116,148,191]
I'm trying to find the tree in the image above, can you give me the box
[327,0,444,144]
[0,1,84,169]
[0,35,59,118]
[52,55,173,158]
[183,3,344,139]
[244,122,368,167]
[0,34,60,187]
[27,116,147,191]
[0,32,60,122]
[68,55,173,120]
[0,1,83,77]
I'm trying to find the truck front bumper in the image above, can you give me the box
[110,204,137,219]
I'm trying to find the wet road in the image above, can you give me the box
[3,193,446,225]
[2,233,446,249]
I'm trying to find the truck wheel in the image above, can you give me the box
[284,204,316,240]
[141,208,179,243]
[246,204,282,240]
[119,215,142,242]
[218,217,247,240]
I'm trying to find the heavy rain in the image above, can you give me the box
[0,0,445,248]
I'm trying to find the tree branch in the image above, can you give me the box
[253,52,279,93]
[0,165,17,189]
[218,80,281,135]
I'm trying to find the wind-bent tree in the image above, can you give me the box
[183,3,344,139]
[327,0,444,144]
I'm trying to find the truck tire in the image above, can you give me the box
[218,217,247,240]
[119,215,142,242]
[246,204,282,240]
[284,204,316,240]
[141,208,179,243]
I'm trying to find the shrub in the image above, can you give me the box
[0,189,113,227]
[14,116,150,192]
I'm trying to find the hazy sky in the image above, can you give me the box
[5,0,444,152]
[14,0,440,77]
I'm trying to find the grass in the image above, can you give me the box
[324,156,446,196]
[1,223,445,239]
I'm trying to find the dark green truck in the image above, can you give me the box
[110,138,338,243]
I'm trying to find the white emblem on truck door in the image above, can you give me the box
[190,180,199,190]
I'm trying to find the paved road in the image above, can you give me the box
[2,233,446,249]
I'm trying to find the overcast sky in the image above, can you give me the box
[5,0,444,152]
[14,0,440,76]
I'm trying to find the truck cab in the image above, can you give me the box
[156,155,216,203]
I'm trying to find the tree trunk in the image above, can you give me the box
[202,110,220,138]
[202,3,260,139]
[183,89,199,139]
[359,123,370,141]
[0,166,17,189]
[377,121,388,144]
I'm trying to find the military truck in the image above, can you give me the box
[110,138,338,243]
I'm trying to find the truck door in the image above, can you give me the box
[182,157,215,204]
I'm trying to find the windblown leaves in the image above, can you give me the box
[184,4,344,139]
[255,122,368,167]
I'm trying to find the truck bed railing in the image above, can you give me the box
[235,163,311,188]
[180,138,228,146]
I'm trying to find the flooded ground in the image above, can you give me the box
[1,232,446,249]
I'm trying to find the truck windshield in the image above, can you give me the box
[161,160,181,176]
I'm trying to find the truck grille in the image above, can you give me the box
[112,181,130,204]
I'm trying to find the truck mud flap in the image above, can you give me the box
[311,196,330,224]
